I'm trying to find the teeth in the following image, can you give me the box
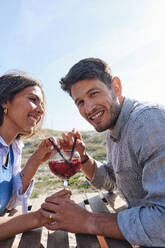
[29,116,37,122]
[91,111,103,120]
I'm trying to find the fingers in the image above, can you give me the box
[47,136,58,151]
[60,132,74,148]
[58,129,85,155]
[44,223,58,230]
[38,136,55,152]
[47,189,72,199]
[39,136,58,160]
[41,202,60,215]
[39,209,60,230]
[72,128,82,140]
[29,136,56,165]
[42,190,72,214]
[45,196,69,207]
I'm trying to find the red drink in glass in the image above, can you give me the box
[48,158,81,180]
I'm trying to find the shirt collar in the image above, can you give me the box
[110,98,138,142]
[0,136,24,152]
[0,136,9,148]
[12,138,24,153]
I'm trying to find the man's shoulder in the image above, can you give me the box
[129,99,165,123]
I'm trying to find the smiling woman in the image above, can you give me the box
[0,71,65,240]
[4,83,44,138]
[0,71,45,137]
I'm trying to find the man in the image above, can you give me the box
[40,58,165,247]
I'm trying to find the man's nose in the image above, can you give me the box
[84,100,95,113]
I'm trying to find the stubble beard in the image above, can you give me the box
[95,99,121,133]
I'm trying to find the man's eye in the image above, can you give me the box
[90,91,98,97]
[77,100,84,106]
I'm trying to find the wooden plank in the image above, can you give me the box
[47,230,69,248]
[105,238,132,248]
[87,195,110,213]
[76,233,101,248]
[18,228,42,248]
[0,237,15,248]
[101,192,128,212]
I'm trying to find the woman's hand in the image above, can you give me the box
[30,136,57,166]
[21,137,57,193]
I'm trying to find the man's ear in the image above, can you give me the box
[111,77,122,97]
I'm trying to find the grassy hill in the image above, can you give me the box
[22,129,107,198]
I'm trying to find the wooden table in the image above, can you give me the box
[0,191,133,248]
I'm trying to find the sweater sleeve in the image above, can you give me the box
[91,132,116,191]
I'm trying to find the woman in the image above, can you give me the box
[0,71,71,240]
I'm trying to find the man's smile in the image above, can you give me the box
[88,109,105,124]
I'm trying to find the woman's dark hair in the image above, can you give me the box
[60,57,113,96]
[0,70,45,135]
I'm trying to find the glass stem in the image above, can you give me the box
[64,179,69,188]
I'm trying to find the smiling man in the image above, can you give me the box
[72,77,122,132]
[41,58,165,247]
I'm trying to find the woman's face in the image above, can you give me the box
[3,85,44,136]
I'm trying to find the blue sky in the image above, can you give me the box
[1,0,165,131]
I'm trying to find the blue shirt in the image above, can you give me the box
[91,98,165,247]
[0,146,13,215]
[0,137,34,214]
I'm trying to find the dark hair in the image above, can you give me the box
[0,71,45,134]
[60,58,113,96]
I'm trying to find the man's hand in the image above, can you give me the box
[39,189,125,240]
[40,194,95,234]
[58,129,86,159]
[46,188,72,199]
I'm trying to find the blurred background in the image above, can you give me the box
[1,0,165,131]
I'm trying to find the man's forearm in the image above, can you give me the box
[89,212,125,240]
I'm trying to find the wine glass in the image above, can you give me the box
[48,150,81,188]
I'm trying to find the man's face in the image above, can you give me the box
[71,78,123,132]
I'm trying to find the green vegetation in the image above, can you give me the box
[22,129,107,198]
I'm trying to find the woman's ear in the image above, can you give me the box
[2,101,10,110]
[1,103,7,109]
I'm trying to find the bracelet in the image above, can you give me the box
[20,171,29,181]
[81,153,90,164]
